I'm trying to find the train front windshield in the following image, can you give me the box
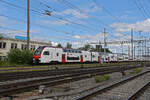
[34,46,45,56]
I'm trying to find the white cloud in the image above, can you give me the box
[111,18,150,32]
[41,20,70,25]
[84,2,100,13]
[51,42,58,46]
[54,9,89,19]
[0,16,9,26]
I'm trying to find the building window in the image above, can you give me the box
[11,43,17,49]
[0,42,6,49]
[30,45,35,51]
[3,42,6,48]
[0,42,2,48]
[21,44,27,50]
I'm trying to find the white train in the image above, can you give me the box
[33,46,135,64]
[33,46,101,64]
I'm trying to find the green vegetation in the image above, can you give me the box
[130,68,144,74]
[7,49,33,64]
[66,42,72,49]
[56,43,62,48]
[78,44,112,53]
[94,75,110,83]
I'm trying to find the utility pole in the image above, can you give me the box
[27,0,30,50]
[134,45,136,59]
[139,31,142,60]
[144,37,147,61]
[121,42,123,55]
[131,28,134,60]
[128,45,130,57]
[104,28,106,54]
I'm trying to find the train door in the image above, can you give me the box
[42,50,51,63]
[98,56,101,63]
[80,55,83,63]
[62,54,66,63]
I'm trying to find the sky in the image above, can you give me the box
[0,0,150,54]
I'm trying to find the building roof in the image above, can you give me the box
[1,37,52,45]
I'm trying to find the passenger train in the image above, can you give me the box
[33,46,135,64]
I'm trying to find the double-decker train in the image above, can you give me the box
[33,46,138,64]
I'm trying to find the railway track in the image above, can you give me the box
[127,81,150,100]
[76,69,150,100]
[0,64,140,82]
[0,65,141,97]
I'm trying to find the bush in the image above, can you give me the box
[130,68,144,74]
[94,75,110,83]
[21,50,33,64]
[7,49,33,64]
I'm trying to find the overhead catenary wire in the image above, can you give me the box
[137,0,150,17]
[0,14,75,38]
[56,0,128,42]
[0,0,100,33]
[34,0,101,32]
[91,0,121,23]
[134,0,149,18]
[57,0,114,31]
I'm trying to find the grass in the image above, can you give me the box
[130,68,144,74]
[94,75,110,83]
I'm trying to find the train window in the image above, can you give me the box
[43,51,49,55]
[34,46,45,56]
[68,50,71,53]
[57,53,59,56]
[63,49,67,52]
[92,55,95,58]
[85,55,87,57]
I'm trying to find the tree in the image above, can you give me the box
[78,44,92,51]
[57,43,62,48]
[66,42,72,49]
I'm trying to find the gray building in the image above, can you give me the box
[0,37,52,59]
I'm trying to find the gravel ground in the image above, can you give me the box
[17,67,150,100]
[91,69,150,100]
[136,86,150,100]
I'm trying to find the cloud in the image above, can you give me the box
[54,9,89,19]
[41,20,70,25]
[0,16,9,26]
[84,2,100,13]
[53,2,100,19]
[111,18,150,32]
[51,42,58,46]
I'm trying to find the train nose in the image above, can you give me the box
[33,55,41,59]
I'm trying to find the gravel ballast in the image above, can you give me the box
[19,67,150,100]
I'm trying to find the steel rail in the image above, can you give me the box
[0,65,139,97]
[76,70,150,100]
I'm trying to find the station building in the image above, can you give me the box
[0,37,52,60]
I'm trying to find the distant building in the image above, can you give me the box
[0,37,52,60]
